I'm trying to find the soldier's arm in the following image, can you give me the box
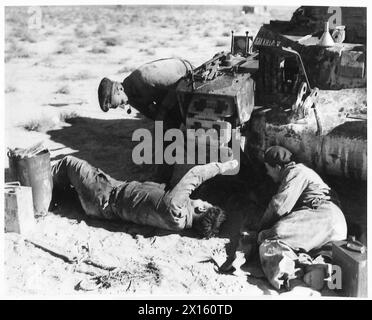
[259,168,308,230]
[126,94,157,120]
[154,90,177,121]
[123,74,157,120]
[169,160,238,204]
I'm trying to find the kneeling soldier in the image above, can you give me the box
[257,146,347,291]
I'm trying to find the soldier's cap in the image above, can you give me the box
[264,146,293,167]
[98,77,113,112]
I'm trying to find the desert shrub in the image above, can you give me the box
[55,40,77,55]
[116,58,130,65]
[23,119,41,131]
[89,46,109,54]
[78,40,89,48]
[59,71,93,81]
[59,111,79,122]
[156,39,168,46]
[215,39,229,47]
[93,22,107,36]
[137,35,150,43]
[130,13,140,24]
[5,43,33,62]
[33,56,54,68]
[74,25,89,38]
[5,7,28,26]
[150,16,161,23]
[203,30,212,37]
[101,36,122,46]
[7,27,25,39]
[44,30,55,37]
[117,66,133,74]
[139,48,156,56]
[22,111,79,132]
[5,85,16,93]
[54,85,70,95]
[177,28,189,36]
[14,29,39,43]
[222,31,230,37]
[22,117,58,132]
[73,71,94,81]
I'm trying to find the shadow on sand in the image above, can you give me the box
[47,115,156,181]
[45,115,265,241]
[43,114,367,242]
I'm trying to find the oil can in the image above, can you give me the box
[332,239,367,297]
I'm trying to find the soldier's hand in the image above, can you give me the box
[219,159,239,175]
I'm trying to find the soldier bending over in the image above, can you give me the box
[98,58,193,130]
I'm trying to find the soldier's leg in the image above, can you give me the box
[258,239,300,289]
[258,202,347,290]
[153,101,183,184]
[258,202,347,252]
[51,156,120,219]
[151,126,176,184]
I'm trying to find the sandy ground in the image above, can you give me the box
[3,5,366,297]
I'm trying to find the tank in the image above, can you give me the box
[271,6,366,45]
[175,6,366,181]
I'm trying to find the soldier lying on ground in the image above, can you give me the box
[98,58,193,130]
[51,155,238,238]
[220,146,347,293]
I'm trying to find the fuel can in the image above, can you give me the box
[332,239,367,297]
[4,182,35,235]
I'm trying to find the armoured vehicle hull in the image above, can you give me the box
[273,6,366,45]
[175,6,366,181]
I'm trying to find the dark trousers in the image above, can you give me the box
[52,156,120,220]
[258,202,347,289]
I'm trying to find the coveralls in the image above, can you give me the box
[51,155,224,231]
[258,162,347,289]
[122,58,194,183]
[122,58,193,130]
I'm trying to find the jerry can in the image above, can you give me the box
[4,182,35,235]
[332,237,367,297]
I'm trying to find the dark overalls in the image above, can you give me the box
[122,58,193,130]
[257,162,347,289]
[51,156,223,231]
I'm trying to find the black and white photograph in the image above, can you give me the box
[2,0,368,301]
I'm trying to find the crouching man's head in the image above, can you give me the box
[263,146,294,183]
[98,77,128,112]
[192,203,227,239]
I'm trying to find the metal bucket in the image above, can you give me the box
[8,149,53,215]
